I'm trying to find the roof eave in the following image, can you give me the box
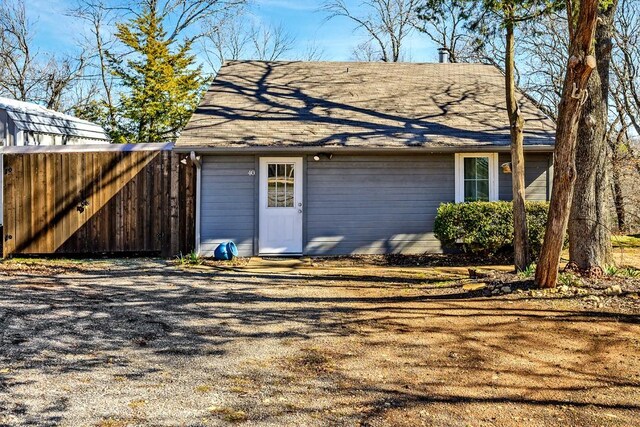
[172,144,556,154]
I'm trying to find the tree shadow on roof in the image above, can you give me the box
[183,61,555,148]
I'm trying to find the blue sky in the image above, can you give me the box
[27,0,439,67]
[249,0,438,62]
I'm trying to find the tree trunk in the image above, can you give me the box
[505,12,529,271]
[535,0,599,288]
[611,157,626,233]
[611,126,628,232]
[568,0,617,274]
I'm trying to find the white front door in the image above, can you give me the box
[259,157,303,254]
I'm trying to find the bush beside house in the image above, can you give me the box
[434,201,550,259]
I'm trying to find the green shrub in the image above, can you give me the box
[434,201,550,259]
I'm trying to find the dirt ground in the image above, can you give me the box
[0,257,639,427]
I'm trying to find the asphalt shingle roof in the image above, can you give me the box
[177,60,555,150]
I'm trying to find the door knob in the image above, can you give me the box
[298,209,303,213]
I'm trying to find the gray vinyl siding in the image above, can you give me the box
[200,155,255,257]
[305,154,453,255]
[199,152,553,258]
[499,153,551,201]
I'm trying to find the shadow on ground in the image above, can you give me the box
[0,259,638,426]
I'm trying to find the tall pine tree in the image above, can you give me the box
[108,3,205,143]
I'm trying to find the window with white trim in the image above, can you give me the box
[454,153,499,203]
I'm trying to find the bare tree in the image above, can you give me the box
[519,12,568,119]
[321,0,421,62]
[78,0,246,82]
[42,56,87,111]
[69,0,119,130]
[607,108,632,232]
[609,0,640,233]
[0,0,87,112]
[200,10,253,69]
[62,0,246,138]
[201,13,296,70]
[251,23,295,61]
[303,40,327,61]
[0,0,39,101]
[611,0,640,137]
[351,40,382,61]
[415,0,476,62]
[99,0,247,44]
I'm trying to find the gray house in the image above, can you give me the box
[175,60,556,257]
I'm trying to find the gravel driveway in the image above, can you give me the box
[0,259,638,426]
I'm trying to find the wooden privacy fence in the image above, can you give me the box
[2,145,196,257]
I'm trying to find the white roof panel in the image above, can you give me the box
[0,97,111,141]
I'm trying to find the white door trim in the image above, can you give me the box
[258,157,303,255]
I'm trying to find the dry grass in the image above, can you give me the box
[127,399,146,410]
[283,347,336,375]
[612,234,640,248]
[226,374,261,395]
[611,246,640,268]
[208,406,248,423]
[0,259,638,426]
[95,418,130,427]
[194,384,214,394]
